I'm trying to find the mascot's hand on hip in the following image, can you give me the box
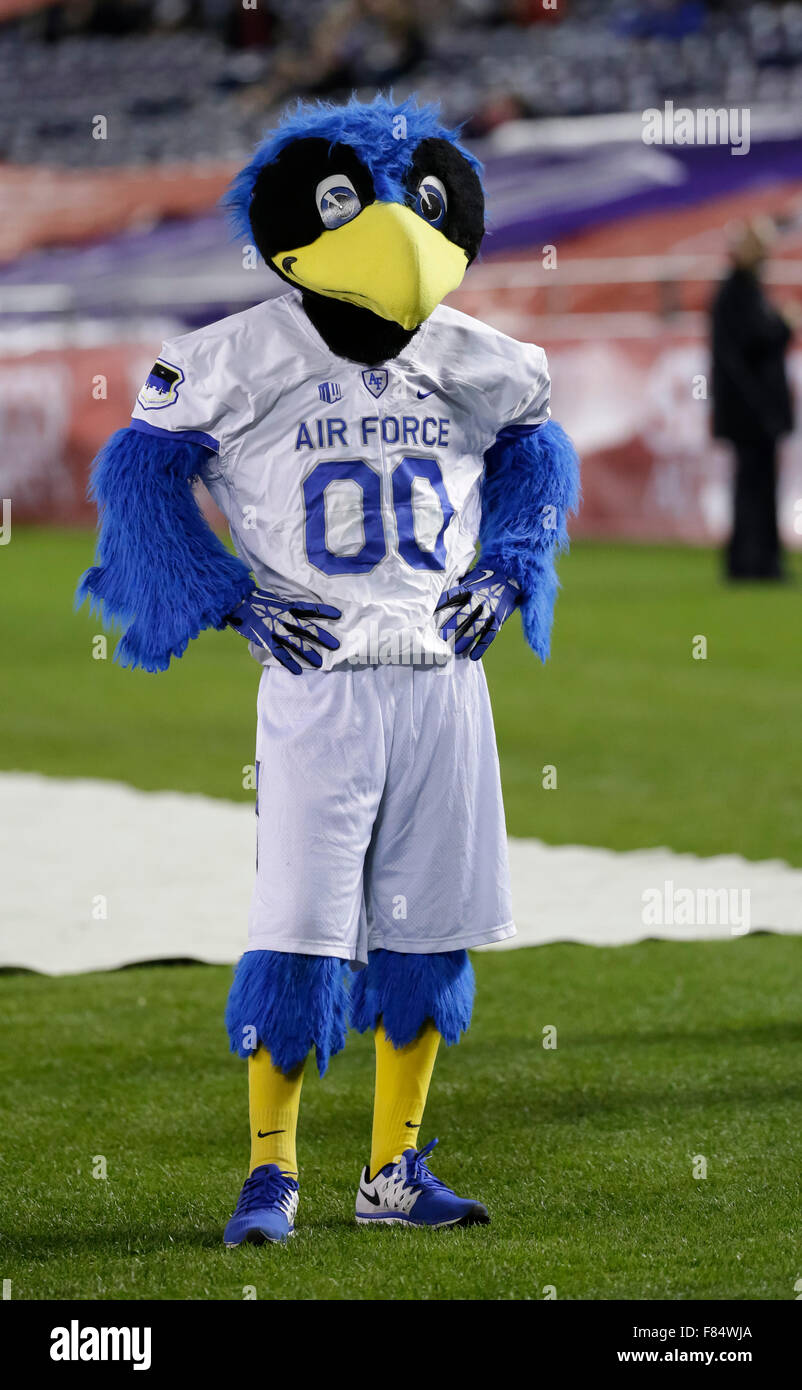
[435,567,522,660]
[226,588,341,673]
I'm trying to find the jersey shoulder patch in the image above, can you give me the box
[137,358,185,411]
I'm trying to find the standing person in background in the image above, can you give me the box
[711,217,797,581]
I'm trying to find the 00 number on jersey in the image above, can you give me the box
[303,454,453,576]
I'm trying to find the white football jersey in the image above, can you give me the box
[130,290,550,668]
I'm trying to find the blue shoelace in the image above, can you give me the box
[237,1167,298,1214]
[401,1139,452,1194]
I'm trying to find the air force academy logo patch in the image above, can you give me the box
[361,368,388,399]
[137,359,184,410]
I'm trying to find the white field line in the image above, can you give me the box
[1,773,800,976]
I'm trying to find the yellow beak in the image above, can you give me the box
[272,201,468,331]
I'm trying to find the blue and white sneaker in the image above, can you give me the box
[224,1164,299,1246]
[355,1139,489,1228]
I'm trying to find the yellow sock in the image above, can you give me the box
[248,1047,305,1177]
[369,1020,441,1178]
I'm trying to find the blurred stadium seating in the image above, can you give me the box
[3,1,802,164]
[1,0,801,544]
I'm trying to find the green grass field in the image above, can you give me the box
[1,530,801,1300]
[2,529,801,861]
[1,939,801,1300]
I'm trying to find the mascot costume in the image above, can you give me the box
[78,96,579,1243]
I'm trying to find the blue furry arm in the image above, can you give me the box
[76,427,253,672]
[478,419,580,661]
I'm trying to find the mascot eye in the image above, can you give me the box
[415,175,448,227]
[315,174,361,229]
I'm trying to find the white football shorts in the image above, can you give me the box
[245,659,515,965]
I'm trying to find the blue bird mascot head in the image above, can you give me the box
[225,95,485,366]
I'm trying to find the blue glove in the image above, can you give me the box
[435,566,522,660]
[226,588,341,674]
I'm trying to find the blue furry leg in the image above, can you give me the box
[349,949,475,1048]
[225,950,349,1077]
